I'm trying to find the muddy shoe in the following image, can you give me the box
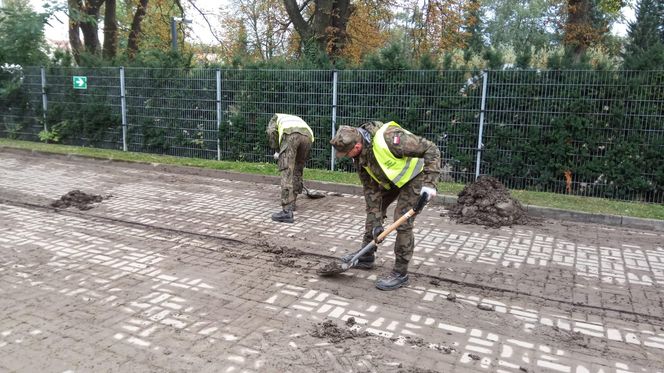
[376,271,409,291]
[271,209,294,223]
[340,252,375,270]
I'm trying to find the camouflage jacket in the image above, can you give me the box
[354,121,441,221]
[266,114,313,151]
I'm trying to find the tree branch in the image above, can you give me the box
[184,0,225,46]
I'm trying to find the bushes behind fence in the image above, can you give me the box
[1,66,663,202]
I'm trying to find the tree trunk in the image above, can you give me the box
[103,0,118,59]
[68,0,83,64]
[127,0,149,60]
[326,0,352,58]
[282,0,353,59]
[80,0,103,55]
[564,0,592,61]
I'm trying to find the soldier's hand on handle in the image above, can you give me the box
[372,226,385,243]
[420,186,437,201]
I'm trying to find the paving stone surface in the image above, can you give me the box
[1,150,663,373]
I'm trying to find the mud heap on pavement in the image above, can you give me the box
[448,176,532,228]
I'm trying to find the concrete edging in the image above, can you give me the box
[2,146,663,232]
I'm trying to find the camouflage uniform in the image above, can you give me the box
[331,121,441,274]
[267,114,313,209]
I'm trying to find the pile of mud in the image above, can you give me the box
[310,319,369,343]
[51,190,107,210]
[448,176,532,228]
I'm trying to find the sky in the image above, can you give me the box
[30,0,636,47]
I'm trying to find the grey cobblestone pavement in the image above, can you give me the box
[1,150,663,373]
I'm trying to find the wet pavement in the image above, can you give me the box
[1,149,663,373]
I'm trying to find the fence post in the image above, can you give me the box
[330,70,338,171]
[40,67,47,131]
[474,71,488,180]
[120,67,128,151]
[216,69,222,161]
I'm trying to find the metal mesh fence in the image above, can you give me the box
[1,67,663,203]
[123,68,218,158]
[483,70,664,201]
[220,69,332,165]
[43,67,122,149]
[0,66,42,141]
[336,70,481,180]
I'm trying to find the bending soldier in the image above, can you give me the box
[329,121,440,290]
[266,113,314,223]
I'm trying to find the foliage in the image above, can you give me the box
[481,0,559,52]
[623,0,664,70]
[0,64,35,140]
[409,0,481,55]
[340,0,392,64]
[42,86,121,146]
[560,0,623,59]
[0,0,49,66]
[38,128,60,143]
[1,59,662,202]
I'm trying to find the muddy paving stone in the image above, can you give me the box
[1,150,664,372]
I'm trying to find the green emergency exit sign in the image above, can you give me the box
[73,76,87,89]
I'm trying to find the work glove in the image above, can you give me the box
[273,152,279,160]
[420,186,437,201]
[372,226,385,243]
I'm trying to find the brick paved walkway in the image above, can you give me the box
[1,150,663,373]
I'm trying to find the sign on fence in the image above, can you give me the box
[72,76,87,90]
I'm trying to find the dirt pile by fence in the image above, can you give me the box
[448,176,532,228]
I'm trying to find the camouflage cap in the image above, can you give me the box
[329,125,361,152]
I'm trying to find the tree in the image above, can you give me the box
[0,0,49,66]
[482,0,558,52]
[127,0,150,59]
[403,0,482,58]
[340,0,391,64]
[283,0,354,60]
[221,0,291,61]
[560,0,623,61]
[623,0,664,69]
[67,0,104,63]
[103,0,118,59]
[464,0,483,55]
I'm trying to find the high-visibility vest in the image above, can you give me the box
[275,114,314,146]
[364,121,424,189]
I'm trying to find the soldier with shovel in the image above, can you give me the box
[267,113,318,223]
[325,121,441,290]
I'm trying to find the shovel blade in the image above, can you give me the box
[305,191,326,199]
[316,260,349,276]
[303,186,326,199]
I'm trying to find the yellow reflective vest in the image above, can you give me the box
[275,114,314,146]
[364,121,424,189]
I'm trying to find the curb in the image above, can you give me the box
[2,146,663,233]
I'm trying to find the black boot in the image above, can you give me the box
[375,271,409,291]
[271,208,294,223]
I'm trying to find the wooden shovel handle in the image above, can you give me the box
[374,209,416,243]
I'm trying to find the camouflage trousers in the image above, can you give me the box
[362,173,426,274]
[278,133,312,209]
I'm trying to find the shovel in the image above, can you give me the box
[303,185,326,199]
[317,192,429,276]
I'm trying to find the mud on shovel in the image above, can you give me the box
[317,192,430,276]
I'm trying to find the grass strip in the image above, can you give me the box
[1,138,662,220]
